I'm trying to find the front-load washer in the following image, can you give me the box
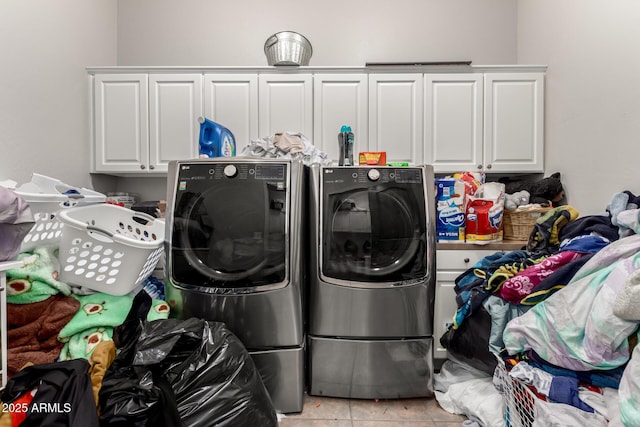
[308,164,436,399]
[165,158,306,413]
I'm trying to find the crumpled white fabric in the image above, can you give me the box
[613,268,640,320]
[435,377,505,427]
[531,397,608,427]
[241,132,330,166]
[434,353,492,393]
[508,361,553,396]
[618,342,640,427]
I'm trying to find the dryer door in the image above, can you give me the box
[321,184,427,285]
[170,162,288,290]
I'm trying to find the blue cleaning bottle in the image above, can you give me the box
[338,125,354,166]
[198,117,236,158]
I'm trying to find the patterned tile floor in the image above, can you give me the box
[278,394,467,427]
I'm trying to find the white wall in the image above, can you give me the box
[0,1,117,189]
[518,0,640,215]
[3,1,638,216]
[116,0,517,66]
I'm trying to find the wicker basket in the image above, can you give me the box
[503,206,552,241]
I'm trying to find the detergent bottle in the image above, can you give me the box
[198,117,236,158]
[338,125,354,166]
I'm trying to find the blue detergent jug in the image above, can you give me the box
[198,117,236,158]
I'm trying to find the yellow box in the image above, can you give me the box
[358,152,387,165]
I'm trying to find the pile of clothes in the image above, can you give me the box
[436,191,640,427]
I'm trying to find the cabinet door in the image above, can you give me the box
[483,73,544,173]
[434,271,459,360]
[149,74,202,173]
[313,74,368,163]
[369,74,423,164]
[93,74,149,173]
[204,74,258,150]
[258,74,313,138]
[424,74,483,174]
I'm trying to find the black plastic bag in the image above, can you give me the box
[99,295,277,427]
[1,359,99,427]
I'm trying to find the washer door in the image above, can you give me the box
[171,178,287,289]
[322,187,427,284]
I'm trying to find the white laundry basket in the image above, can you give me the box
[57,204,164,295]
[15,174,106,251]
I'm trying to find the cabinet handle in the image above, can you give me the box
[140,165,146,170]
[477,164,483,170]
[463,257,470,263]
[486,164,492,170]
[149,165,155,170]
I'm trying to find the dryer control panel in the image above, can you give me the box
[322,167,423,186]
[178,162,286,182]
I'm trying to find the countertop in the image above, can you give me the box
[437,240,527,251]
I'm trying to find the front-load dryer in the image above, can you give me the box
[308,164,436,399]
[165,158,306,413]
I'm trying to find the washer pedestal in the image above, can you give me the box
[309,336,433,399]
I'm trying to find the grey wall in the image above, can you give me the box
[0,1,117,189]
[116,0,517,66]
[518,0,640,215]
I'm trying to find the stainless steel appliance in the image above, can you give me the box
[165,158,306,413]
[308,165,436,399]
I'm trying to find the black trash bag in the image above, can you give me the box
[99,300,277,427]
[1,359,99,427]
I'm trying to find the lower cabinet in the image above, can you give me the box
[434,248,497,361]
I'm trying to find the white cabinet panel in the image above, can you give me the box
[313,74,368,163]
[434,248,496,360]
[369,74,423,164]
[149,74,202,172]
[483,73,544,173]
[424,74,483,173]
[204,74,258,149]
[259,74,313,138]
[434,271,459,360]
[90,66,544,176]
[93,74,148,173]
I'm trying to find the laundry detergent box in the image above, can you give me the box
[435,178,466,241]
[465,182,505,244]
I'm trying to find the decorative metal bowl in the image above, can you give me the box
[264,31,313,66]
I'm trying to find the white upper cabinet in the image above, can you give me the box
[483,72,544,173]
[89,66,545,175]
[368,74,423,165]
[148,74,202,173]
[424,74,483,173]
[258,74,313,138]
[313,74,368,162]
[203,74,258,151]
[92,73,202,174]
[93,74,149,173]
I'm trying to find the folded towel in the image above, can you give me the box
[6,247,71,304]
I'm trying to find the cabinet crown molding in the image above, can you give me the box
[86,64,548,75]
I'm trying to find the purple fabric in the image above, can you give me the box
[499,250,583,304]
[0,187,34,261]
